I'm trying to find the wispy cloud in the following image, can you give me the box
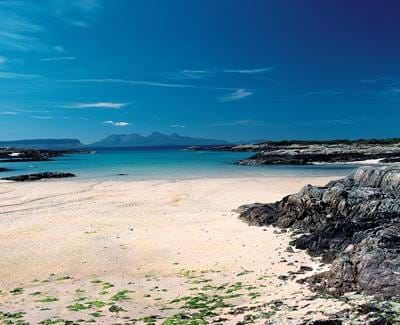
[224,67,274,74]
[68,20,89,28]
[104,120,130,127]
[299,119,353,126]
[0,10,45,51]
[170,124,186,128]
[357,77,400,101]
[218,89,252,102]
[165,69,214,80]
[61,78,238,91]
[51,0,102,28]
[181,69,212,79]
[0,0,101,53]
[41,56,76,62]
[30,115,71,120]
[358,77,398,85]
[65,102,128,109]
[13,108,50,114]
[306,90,343,96]
[0,71,41,79]
[0,105,50,115]
[53,45,66,53]
[359,79,379,84]
[0,10,66,53]
[379,87,400,101]
[165,67,274,80]
[209,119,353,127]
[209,119,269,127]
[0,56,7,65]
[59,78,254,104]
[69,0,101,12]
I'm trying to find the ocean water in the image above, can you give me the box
[0,147,361,180]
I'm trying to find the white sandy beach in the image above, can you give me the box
[0,176,353,324]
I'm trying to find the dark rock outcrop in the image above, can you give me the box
[2,172,76,182]
[238,166,400,298]
[191,140,400,165]
[235,144,400,165]
[237,151,400,165]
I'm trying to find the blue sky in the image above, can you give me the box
[0,0,400,144]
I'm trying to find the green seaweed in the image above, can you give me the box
[111,290,132,302]
[102,282,114,290]
[236,270,253,277]
[67,303,89,312]
[56,276,72,281]
[10,287,24,295]
[86,300,107,308]
[248,292,261,300]
[37,296,58,303]
[39,319,68,325]
[0,311,28,325]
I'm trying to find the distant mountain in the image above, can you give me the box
[0,139,83,149]
[89,132,230,147]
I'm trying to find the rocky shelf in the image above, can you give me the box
[0,147,86,163]
[189,141,400,165]
[2,172,76,182]
[236,144,400,165]
[238,165,400,298]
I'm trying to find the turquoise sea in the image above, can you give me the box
[1,147,361,180]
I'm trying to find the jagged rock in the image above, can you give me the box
[108,305,124,313]
[301,320,342,325]
[286,246,295,253]
[238,166,400,298]
[2,172,76,182]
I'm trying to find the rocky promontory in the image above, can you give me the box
[238,165,400,298]
[2,172,76,182]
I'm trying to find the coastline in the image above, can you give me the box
[0,175,355,323]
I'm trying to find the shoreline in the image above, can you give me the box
[1,173,346,184]
[0,175,354,323]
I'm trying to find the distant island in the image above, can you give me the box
[0,132,230,149]
[89,132,230,148]
[0,139,83,150]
